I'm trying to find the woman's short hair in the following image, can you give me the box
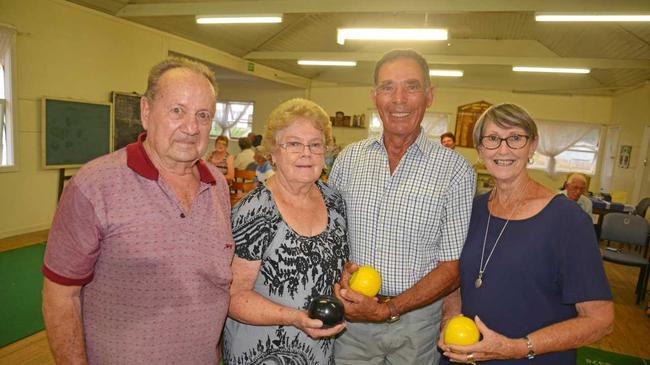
[215,135,229,145]
[263,98,333,153]
[472,103,539,149]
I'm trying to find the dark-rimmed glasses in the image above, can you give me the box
[278,141,327,155]
[479,134,530,150]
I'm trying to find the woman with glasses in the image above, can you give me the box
[223,98,349,365]
[439,103,613,365]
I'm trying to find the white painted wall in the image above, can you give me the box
[609,83,650,204]
[0,0,306,238]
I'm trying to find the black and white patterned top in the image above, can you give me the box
[223,181,349,365]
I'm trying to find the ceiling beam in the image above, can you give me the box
[244,52,650,69]
[117,0,650,17]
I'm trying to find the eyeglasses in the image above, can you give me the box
[278,141,327,155]
[479,134,530,150]
[374,80,425,96]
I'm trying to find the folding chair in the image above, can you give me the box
[600,212,650,304]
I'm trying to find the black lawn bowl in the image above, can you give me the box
[308,295,344,328]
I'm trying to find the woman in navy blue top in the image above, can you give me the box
[439,104,613,364]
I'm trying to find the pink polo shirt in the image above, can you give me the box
[43,134,234,364]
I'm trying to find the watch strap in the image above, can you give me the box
[386,300,400,323]
[524,336,535,359]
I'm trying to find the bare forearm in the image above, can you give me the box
[391,260,460,315]
[441,288,462,325]
[42,287,87,364]
[229,290,300,326]
[526,300,614,356]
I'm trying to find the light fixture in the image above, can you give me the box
[297,60,357,67]
[513,66,590,74]
[337,28,447,45]
[536,14,650,22]
[429,70,463,77]
[196,14,282,24]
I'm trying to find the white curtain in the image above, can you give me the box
[0,25,16,165]
[536,119,600,176]
[213,102,251,138]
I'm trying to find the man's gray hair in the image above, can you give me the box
[373,49,431,88]
[144,57,218,100]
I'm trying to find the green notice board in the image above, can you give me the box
[42,97,113,169]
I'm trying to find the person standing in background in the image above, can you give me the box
[440,132,456,149]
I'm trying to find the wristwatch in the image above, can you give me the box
[524,336,535,360]
[386,300,400,323]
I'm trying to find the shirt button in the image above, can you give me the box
[180,213,186,218]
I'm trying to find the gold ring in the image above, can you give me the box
[466,353,475,362]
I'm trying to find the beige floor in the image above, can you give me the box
[0,230,648,364]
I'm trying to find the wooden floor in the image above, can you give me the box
[0,230,648,364]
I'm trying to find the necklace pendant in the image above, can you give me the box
[475,273,483,288]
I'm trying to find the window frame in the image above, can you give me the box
[0,24,18,172]
[210,100,254,139]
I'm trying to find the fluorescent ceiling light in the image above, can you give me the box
[429,70,463,77]
[297,60,357,67]
[337,28,447,45]
[536,14,650,22]
[196,14,282,24]
[513,66,590,74]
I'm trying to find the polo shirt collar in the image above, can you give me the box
[126,133,216,184]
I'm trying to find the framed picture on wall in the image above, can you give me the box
[454,101,492,148]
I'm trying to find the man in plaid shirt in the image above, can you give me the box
[331,49,475,365]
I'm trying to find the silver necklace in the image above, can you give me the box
[475,181,529,289]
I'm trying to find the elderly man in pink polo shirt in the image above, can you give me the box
[41,58,234,364]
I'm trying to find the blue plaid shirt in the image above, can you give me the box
[329,130,475,296]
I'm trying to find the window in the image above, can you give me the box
[530,120,601,175]
[0,24,16,168]
[210,101,254,139]
[368,111,450,140]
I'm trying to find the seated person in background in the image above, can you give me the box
[234,137,256,170]
[559,173,592,214]
[207,135,235,182]
[440,132,456,149]
[253,146,274,186]
[248,132,262,147]
[324,136,342,172]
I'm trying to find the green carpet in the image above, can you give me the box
[578,347,650,365]
[0,243,46,347]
